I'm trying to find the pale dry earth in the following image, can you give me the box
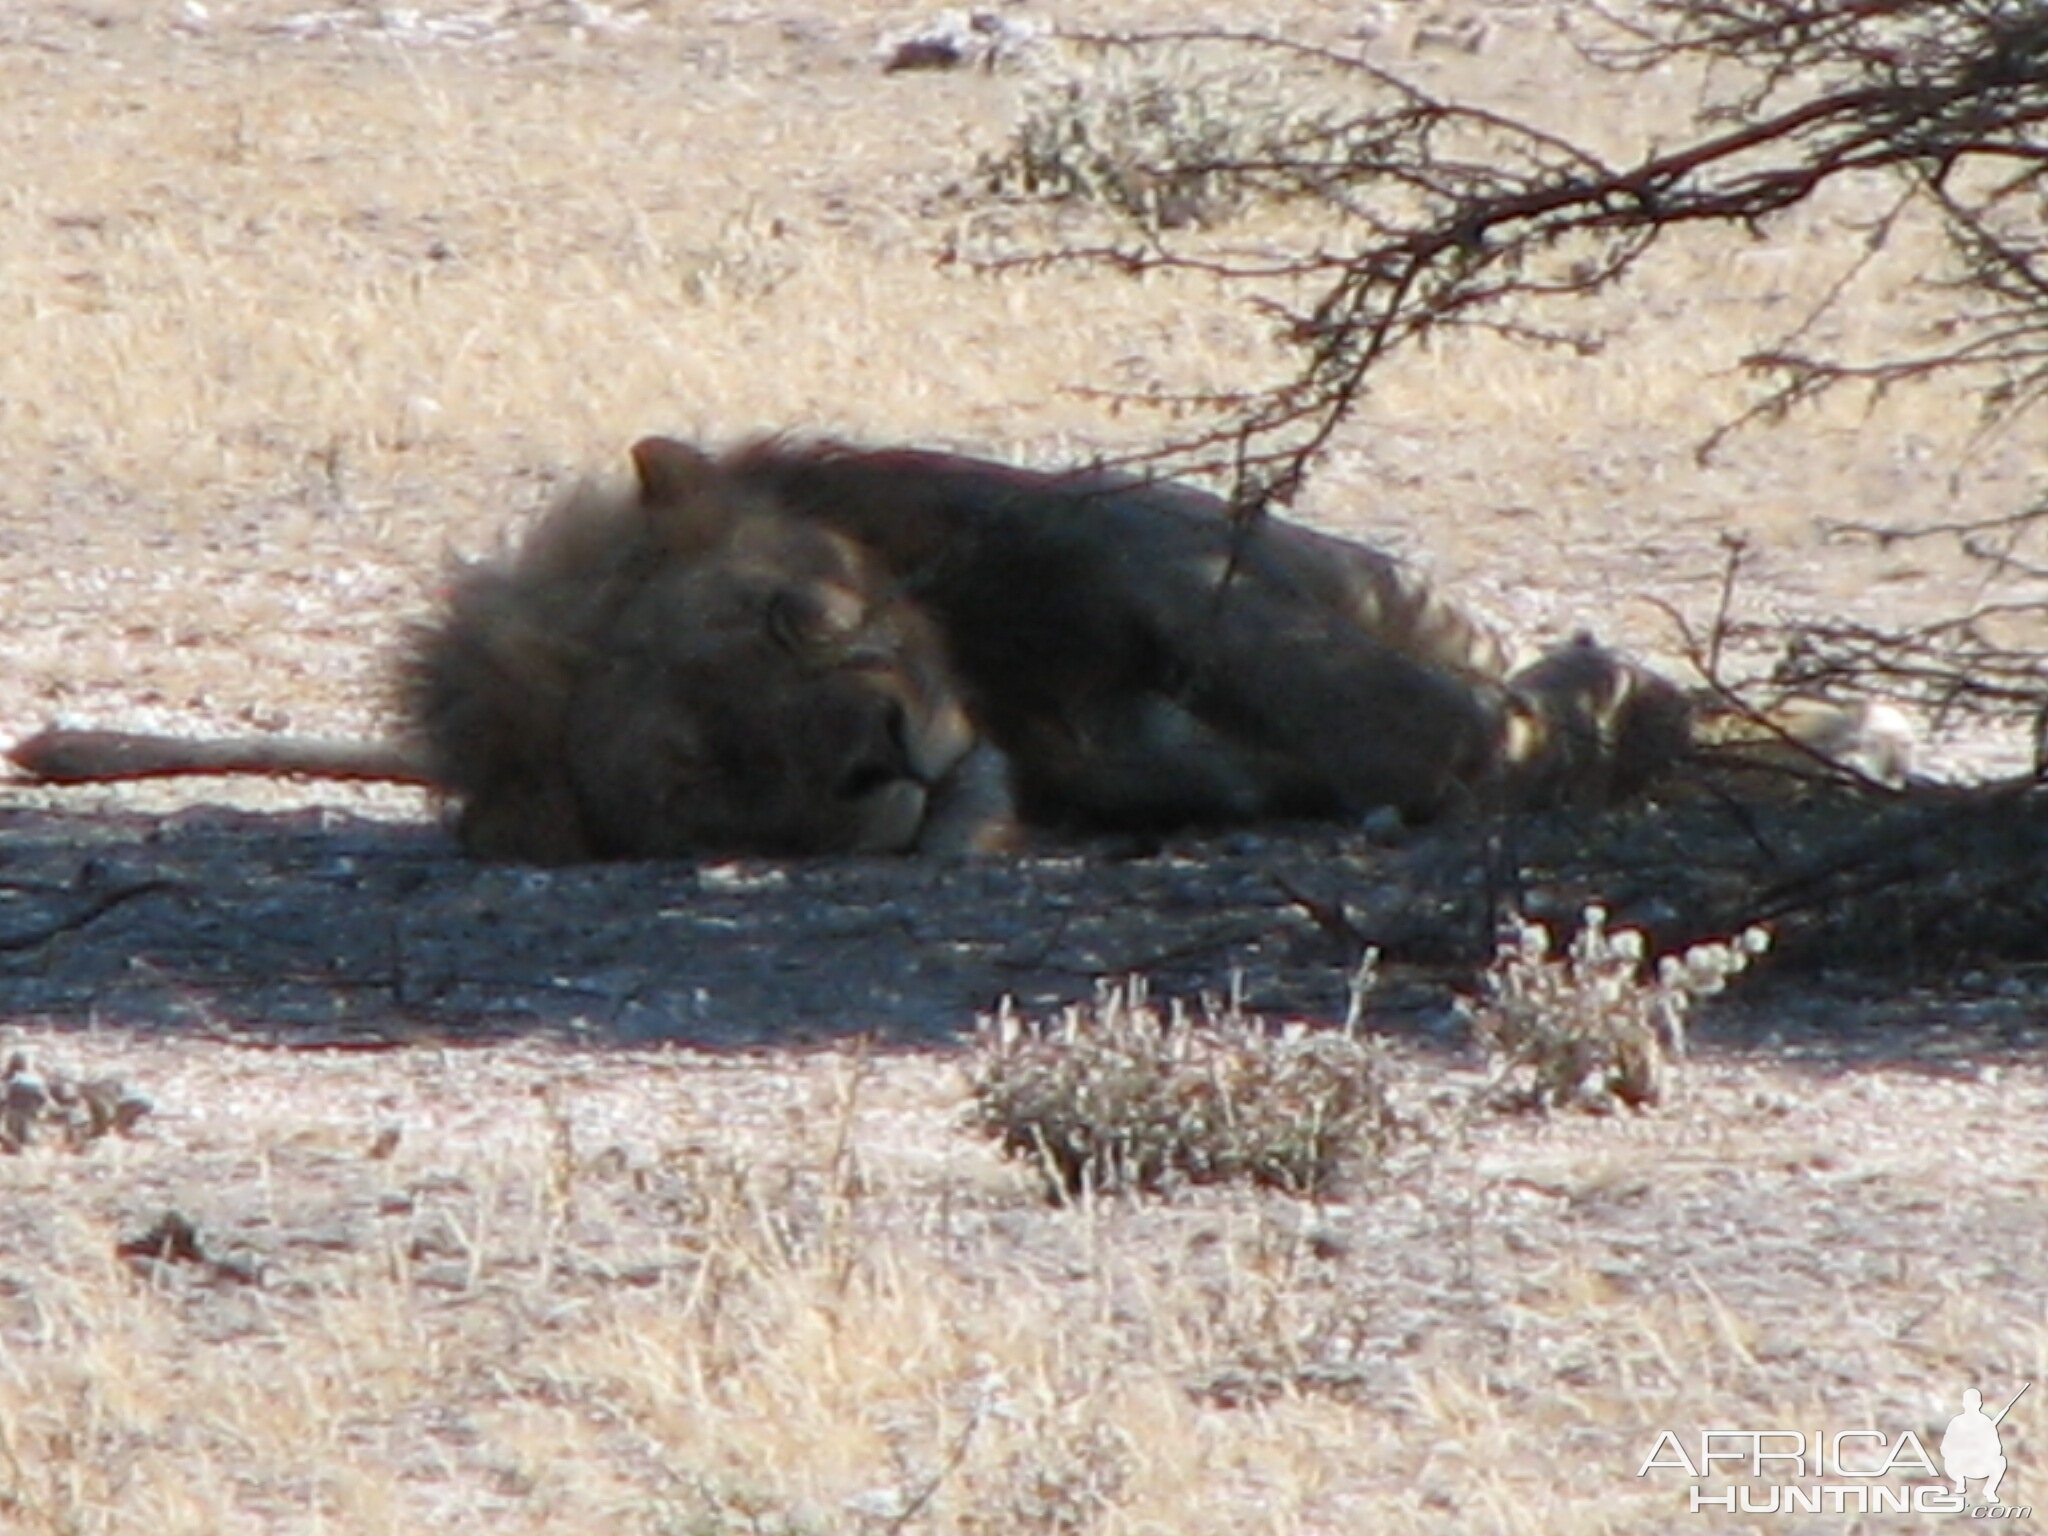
[2,2,2047,1532]
[3,1027,2045,1534]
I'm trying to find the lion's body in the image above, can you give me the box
[11,435,1726,861]
[689,440,1517,830]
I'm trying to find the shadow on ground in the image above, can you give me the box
[0,804,1470,1045]
[4,773,2045,1048]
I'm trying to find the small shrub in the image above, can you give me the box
[0,1051,151,1153]
[968,972,1400,1200]
[978,57,1327,229]
[1466,907,1771,1114]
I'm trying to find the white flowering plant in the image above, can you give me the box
[1466,906,1771,1113]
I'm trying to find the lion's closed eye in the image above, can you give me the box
[765,584,869,658]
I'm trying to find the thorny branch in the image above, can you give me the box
[971,0,2048,724]
[983,5,2048,491]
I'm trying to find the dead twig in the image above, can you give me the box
[0,880,176,953]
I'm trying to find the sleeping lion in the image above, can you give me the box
[11,436,1723,861]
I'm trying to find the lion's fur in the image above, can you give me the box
[1497,633,1696,810]
[11,434,1825,862]
[6,728,424,785]
[680,438,1521,829]
[407,441,1005,861]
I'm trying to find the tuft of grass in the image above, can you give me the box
[1465,906,1771,1113]
[968,972,1401,1199]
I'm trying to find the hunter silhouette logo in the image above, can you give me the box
[1943,1383,2028,1505]
[1639,1380,2034,1517]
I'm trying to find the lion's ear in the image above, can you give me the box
[630,437,716,506]
[631,437,743,559]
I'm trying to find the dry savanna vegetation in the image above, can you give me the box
[3,1,2047,1533]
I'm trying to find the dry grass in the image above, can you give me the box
[4,2,2048,1531]
[2,1030,2044,1534]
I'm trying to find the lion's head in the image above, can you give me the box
[405,439,1013,863]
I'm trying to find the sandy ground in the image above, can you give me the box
[2,2,2047,1532]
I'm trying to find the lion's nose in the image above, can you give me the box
[833,700,917,802]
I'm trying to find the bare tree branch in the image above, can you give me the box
[971,5,2048,514]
